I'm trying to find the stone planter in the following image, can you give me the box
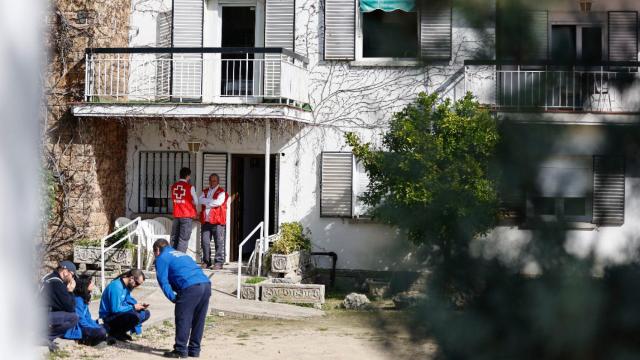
[366,279,390,300]
[270,251,308,274]
[73,245,133,270]
[239,280,267,301]
[261,282,325,304]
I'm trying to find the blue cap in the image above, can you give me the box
[59,261,77,275]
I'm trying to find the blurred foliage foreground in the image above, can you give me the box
[347,93,640,359]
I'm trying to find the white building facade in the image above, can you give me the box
[73,0,640,272]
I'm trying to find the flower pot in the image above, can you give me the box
[73,245,134,269]
[270,251,308,274]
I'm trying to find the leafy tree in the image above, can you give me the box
[346,92,499,274]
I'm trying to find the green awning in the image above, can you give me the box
[360,0,416,12]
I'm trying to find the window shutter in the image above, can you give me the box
[608,11,638,62]
[270,154,280,234]
[156,11,172,101]
[321,152,353,217]
[419,0,451,60]
[202,153,228,190]
[353,160,371,218]
[172,0,203,100]
[593,156,625,226]
[324,0,355,60]
[265,0,295,97]
[530,10,549,60]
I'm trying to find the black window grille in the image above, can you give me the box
[138,151,197,214]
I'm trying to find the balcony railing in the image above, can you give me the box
[464,61,640,113]
[84,47,309,105]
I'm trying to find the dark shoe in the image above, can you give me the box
[47,340,59,352]
[188,354,200,358]
[200,263,210,269]
[111,332,133,342]
[106,336,117,345]
[163,350,188,358]
[213,263,223,270]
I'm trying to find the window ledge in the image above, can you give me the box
[520,220,597,231]
[350,59,420,67]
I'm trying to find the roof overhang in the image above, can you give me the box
[71,103,313,124]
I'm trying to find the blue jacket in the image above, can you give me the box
[64,296,103,340]
[156,246,210,303]
[99,278,138,319]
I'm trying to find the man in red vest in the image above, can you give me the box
[198,173,228,270]
[170,167,198,253]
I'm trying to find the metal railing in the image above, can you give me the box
[101,217,143,291]
[464,61,640,112]
[236,221,265,299]
[84,47,309,105]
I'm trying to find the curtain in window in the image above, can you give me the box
[360,0,416,13]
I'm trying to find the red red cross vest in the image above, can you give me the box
[171,180,196,218]
[199,186,228,225]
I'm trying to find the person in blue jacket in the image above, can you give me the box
[99,269,150,341]
[64,274,110,346]
[152,239,211,358]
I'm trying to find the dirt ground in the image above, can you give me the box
[50,309,436,360]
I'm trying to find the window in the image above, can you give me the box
[138,151,197,214]
[320,152,371,218]
[361,10,418,58]
[527,156,592,222]
[551,24,603,63]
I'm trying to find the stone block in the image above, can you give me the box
[366,279,390,299]
[240,283,261,301]
[271,251,301,274]
[261,282,325,304]
[73,245,133,267]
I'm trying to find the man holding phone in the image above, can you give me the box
[152,239,211,358]
[99,269,150,341]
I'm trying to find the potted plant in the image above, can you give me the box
[73,227,135,271]
[268,222,311,275]
[239,276,267,301]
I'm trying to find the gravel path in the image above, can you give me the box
[50,311,435,360]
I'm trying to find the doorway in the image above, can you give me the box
[220,6,256,96]
[230,154,279,260]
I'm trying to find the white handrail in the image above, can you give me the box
[236,221,264,299]
[101,217,142,291]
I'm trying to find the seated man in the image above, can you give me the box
[99,269,150,341]
[42,261,80,351]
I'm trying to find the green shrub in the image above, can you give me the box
[244,276,266,284]
[269,222,311,255]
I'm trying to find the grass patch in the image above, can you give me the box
[244,276,266,284]
[48,350,71,360]
[237,332,250,339]
[317,327,329,331]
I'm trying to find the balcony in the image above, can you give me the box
[464,61,640,115]
[74,47,312,122]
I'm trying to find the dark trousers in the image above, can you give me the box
[171,218,192,253]
[81,326,108,346]
[103,310,150,336]
[174,282,211,356]
[201,223,225,265]
[48,311,79,341]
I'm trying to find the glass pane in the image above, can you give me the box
[564,197,587,216]
[362,10,418,58]
[582,27,602,63]
[552,25,576,63]
[533,197,556,216]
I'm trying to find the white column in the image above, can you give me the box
[263,120,271,246]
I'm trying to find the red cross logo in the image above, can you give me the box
[173,185,186,200]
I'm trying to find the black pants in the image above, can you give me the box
[48,311,79,341]
[80,326,108,346]
[174,282,211,357]
[171,218,192,253]
[201,223,225,266]
[103,310,150,336]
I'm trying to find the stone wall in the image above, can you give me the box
[44,0,131,268]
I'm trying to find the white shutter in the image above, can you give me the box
[419,0,451,60]
[321,152,353,217]
[593,156,625,226]
[202,153,227,190]
[156,11,172,101]
[172,0,203,100]
[324,0,355,60]
[353,160,371,218]
[530,10,548,60]
[608,11,638,62]
[265,0,295,97]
